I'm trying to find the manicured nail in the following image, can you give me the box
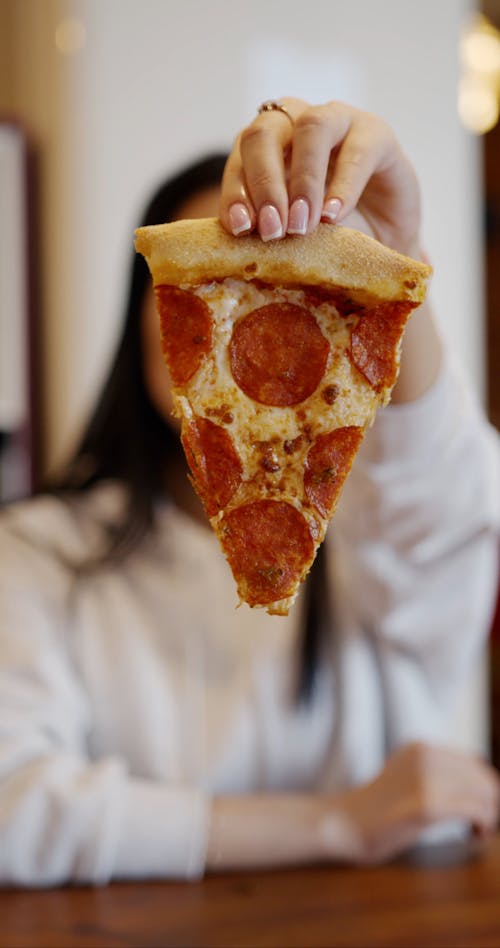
[322,197,342,222]
[258,204,283,241]
[229,202,252,235]
[287,198,309,235]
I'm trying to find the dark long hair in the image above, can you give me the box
[51,155,228,558]
[51,153,327,701]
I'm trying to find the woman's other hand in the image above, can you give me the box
[220,98,421,257]
[321,742,500,865]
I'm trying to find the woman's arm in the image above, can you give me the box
[219,94,499,732]
[0,507,209,885]
[213,98,500,868]
[207,743,499,871]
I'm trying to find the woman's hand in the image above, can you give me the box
[220,98,422,257]
[220,97,442,403]
[320,742,500,865]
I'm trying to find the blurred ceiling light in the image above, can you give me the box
[459,13,500,134]
[458,73,499,134]
[461,15,500,75]
[55,18,86,56]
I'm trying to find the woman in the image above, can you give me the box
[0,99,499,885]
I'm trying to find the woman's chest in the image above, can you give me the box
[68,554,337,792]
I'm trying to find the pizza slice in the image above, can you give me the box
[135,219,431,615]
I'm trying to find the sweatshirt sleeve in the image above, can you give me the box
[0,508,210,886]
[331,354,500,749]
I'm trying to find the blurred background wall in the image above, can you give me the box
[0,0,495,750]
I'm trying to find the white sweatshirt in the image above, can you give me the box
[0,358,498,885]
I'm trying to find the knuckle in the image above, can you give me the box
[295,106,329,133]
[415,785,436,823]
[324,99,350,119]
[240,124,269,149]
[339,151,365,173]
[361,110,391,135]
[366,113,397,153]
[408,744,436,807]
[409,747,441,823]
[292,167,321,195]
[249,169,275,192]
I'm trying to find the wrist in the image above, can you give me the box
[316,793,364,863]
[207,794,335,871]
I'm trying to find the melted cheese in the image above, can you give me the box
[172,278,381,613]
[176,279,376,497]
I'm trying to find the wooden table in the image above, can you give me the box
[1,837,500,948]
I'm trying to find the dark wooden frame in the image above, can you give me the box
[0,119,39,500]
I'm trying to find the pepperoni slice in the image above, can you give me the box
[304,426,363,518]
[155,285,213,386]
[350,302,414,393]
[229,304,329,406]
[220,500,314,606]
[181,416,242,517]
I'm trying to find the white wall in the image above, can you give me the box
[4,0,488,748]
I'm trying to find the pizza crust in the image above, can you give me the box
[135,218,431,305]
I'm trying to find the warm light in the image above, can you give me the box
[461,16,500,75]
[458,73,499,134]
[459,14,500,134]
[55,18,86,56]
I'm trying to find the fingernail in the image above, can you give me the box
[229,202,252,235]
[287,198,309,235]
[322,197,342,222]
[258,204,283,241]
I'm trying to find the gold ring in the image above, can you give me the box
[257,100,294,127]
